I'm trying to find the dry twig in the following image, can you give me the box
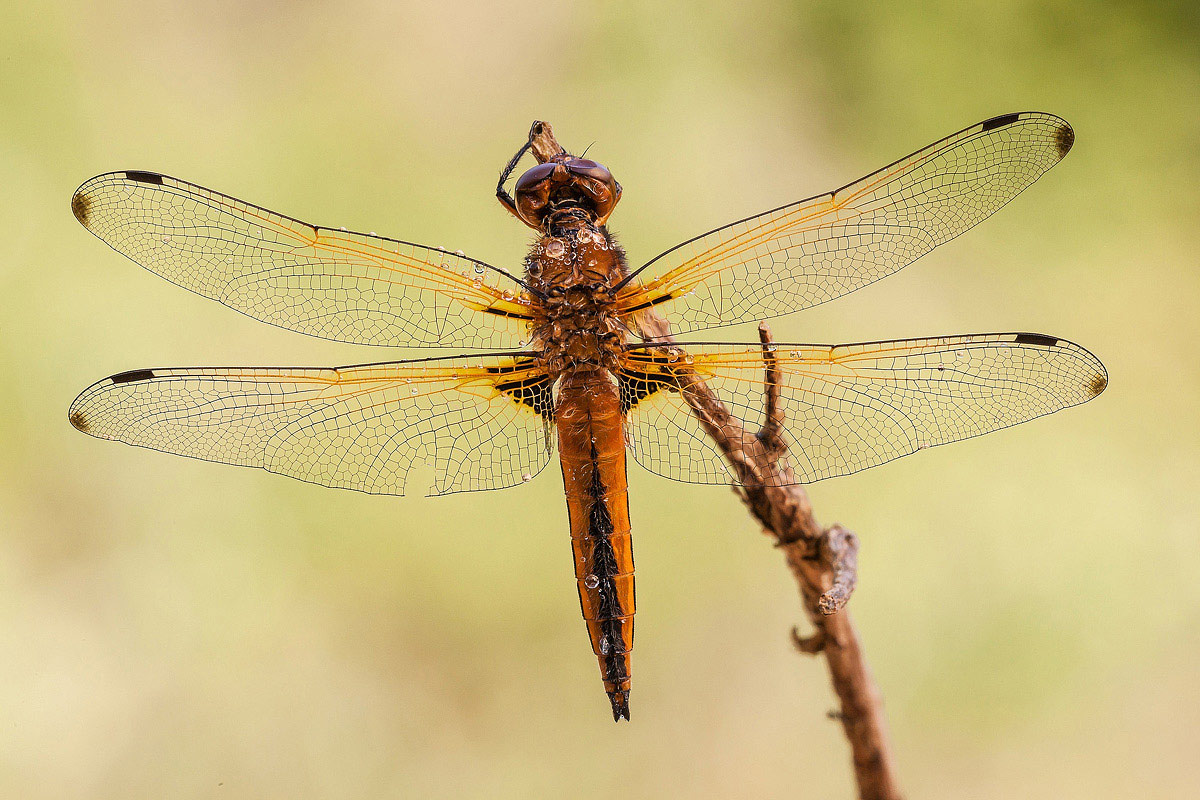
[649,318,901,800]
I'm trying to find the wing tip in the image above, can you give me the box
[68,368,158,433]
[67,406,90,433]
[1054,122,1075,159]
[71,170,165,226]
[1010,333,1106,400]
[978,112,1074,160]
[70,189,91,226]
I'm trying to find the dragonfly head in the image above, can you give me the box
[512,155,622,230]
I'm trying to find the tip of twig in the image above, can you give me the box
[528,120,565,162]
[817,524,859,614]
[818,588,851,616]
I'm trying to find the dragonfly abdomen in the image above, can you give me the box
[556,368,635,721]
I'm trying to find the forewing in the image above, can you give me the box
[617,113,1075,332]
[69,354,555,496]
[71,172,534,348]
[619,334,1106,485]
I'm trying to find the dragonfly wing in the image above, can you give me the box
[71,172,534,348]
[619,334,1106,485]
[617,112,1075,332]
[69,354,555,496]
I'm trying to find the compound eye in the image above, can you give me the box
[565,158,611,182]
[515,162,555,192]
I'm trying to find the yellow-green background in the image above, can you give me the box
[3,1,1197,798]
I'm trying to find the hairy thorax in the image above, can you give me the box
[526,221,629,376]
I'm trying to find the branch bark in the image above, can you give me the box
[528,122,903,800]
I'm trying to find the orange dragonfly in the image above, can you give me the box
[69,112,1106,721]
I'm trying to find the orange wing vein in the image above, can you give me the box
[71,172,534,349]
[69,354,555,496]
[618,333,1106,485]
[616,112,1075,333]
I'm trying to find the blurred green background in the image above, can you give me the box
[3,1,1197,797]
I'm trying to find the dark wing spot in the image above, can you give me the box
[124,170,164,185]
[1087,373,1108,398]
[618,368,676,411]
[71,191,91,225]
[495,374,554,418]
[68,409,90,432]
[1055,123,1075,159]
[110,368,156,385]
[1014,333,1059,347]
[981,113,1022,132]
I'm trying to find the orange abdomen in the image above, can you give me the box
[555,368,635,721]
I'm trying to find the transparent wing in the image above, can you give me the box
[71,171,535,348]
[616,112,1075,333]
[619,333,1106,485]
[69,354,556,496]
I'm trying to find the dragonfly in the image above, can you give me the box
[69,112,1106,722]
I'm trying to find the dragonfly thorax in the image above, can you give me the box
[527,223,629,374]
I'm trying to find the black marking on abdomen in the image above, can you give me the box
[110,368,156,385]
[981,113,1021,132]
[587,443,627,678]
[124,171,164,185]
